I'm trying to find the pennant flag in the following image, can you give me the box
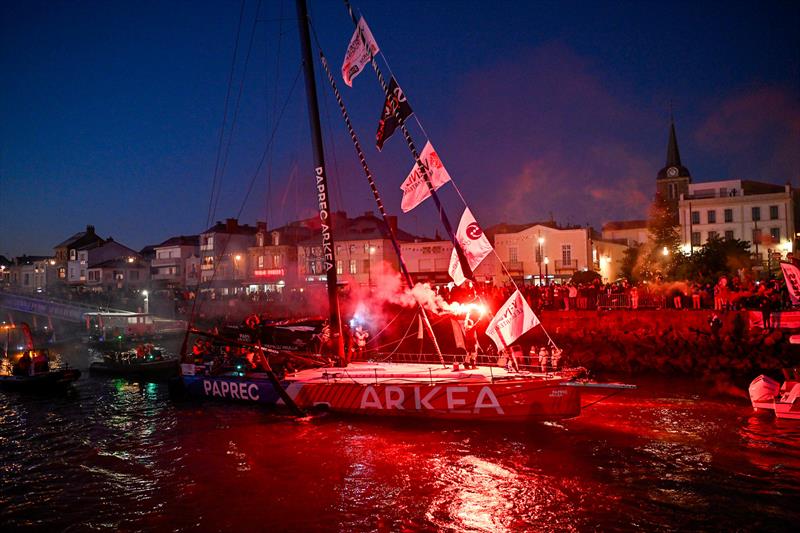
[399,141,451,212]
[376,77,413,150]
[342,17,379,87]
[781,262,800,306]
[448,208,493,286]
[486,290,540,350]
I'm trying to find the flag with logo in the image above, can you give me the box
[341,17,379,87]
[448,208,493,285]
[399,141,450,212]
[376,77,413,150]
[486,290,540,350]
[781,262,800,306]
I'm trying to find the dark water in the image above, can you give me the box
[2,344,799,532]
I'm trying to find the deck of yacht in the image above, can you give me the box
[285,361,565,385]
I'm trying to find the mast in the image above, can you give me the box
[296,0,344,359]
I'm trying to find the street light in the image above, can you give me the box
[544,256,549,285]
[368,245,376,289]
[537,236,544,285]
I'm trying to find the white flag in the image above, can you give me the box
[448,208,493,285]
[400,141,451,212]
[781,262,800,306]
[341,17,379,87]
[486,290,540,350]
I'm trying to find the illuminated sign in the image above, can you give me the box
[254,268,285,278]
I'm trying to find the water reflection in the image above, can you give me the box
[2,353,800,531]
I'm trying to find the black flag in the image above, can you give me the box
[376,77,413,151]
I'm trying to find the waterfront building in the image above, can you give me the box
[245,221,315,294]
[67,238,141,289]
[199,218,259,294]
[85,256,150,293]
[298,212,415,290]
[678,180,797,262]
[491,222,625,284]
[601,219,649,247]
[150,235,201,292]
[52,225,105,284]
[6,256,56,294]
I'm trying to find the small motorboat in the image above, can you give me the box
[90,344,179,379]
[1,323,81,391]
[749,369,800,420]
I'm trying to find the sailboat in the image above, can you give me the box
[177,0,634,420]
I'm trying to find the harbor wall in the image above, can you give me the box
[539,309,797,389]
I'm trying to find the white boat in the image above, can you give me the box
[749,370,800,420]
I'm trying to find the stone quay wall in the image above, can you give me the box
[539,309,798,389]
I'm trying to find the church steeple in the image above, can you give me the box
[657,117,691,181]
[655,116,691,221]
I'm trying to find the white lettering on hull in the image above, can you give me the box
[358,385,504,414]
[202,380,261,401]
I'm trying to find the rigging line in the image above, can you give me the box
[236,64,303,220]
[207,0,247,229]
[266,0,285,229]
[311,29,445,365]
[215,0,264,221]
[343,0,475,285]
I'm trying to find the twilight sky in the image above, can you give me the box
[1,0,798,258]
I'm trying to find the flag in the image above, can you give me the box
[399,141,451,212]
[448,208,493,286]
[781,262,800,306]
[341,17,379,87]
[376,77,413,150]
[451,318,465,349]
[486,290,540,350]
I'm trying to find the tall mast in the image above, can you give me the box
[296,0,344,358]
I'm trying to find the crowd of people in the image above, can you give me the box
[436,275,791,316]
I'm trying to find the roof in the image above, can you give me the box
[296,212,420,247]
[53,225,105,250]
[202,219,259,235]
[602,219,648,231]
[88,257,149,269]
[657,119,691,180]
[155,235,200,248]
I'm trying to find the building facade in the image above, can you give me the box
[678,180,796,261]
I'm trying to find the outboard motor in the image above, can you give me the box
[749,375,780,408]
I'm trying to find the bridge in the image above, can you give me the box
[0,292,185,335]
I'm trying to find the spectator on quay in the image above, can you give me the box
[673,287,683,310]
[691,284,702,309]
[630,285,639,310]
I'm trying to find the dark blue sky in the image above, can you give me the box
[1,0,798,258]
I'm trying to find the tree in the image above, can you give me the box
[677,236,751,283]
[633,193,681,281]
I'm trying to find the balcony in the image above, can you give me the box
[554,259,579,273]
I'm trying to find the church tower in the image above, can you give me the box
[655,118,691,221]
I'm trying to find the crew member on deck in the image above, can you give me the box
[464,314,479,369]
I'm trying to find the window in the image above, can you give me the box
[272,254,281,267]
[725,230,734,240]
[708,231,719,240]
[691,232,701,247]
[752,206,761,221]
[770,228,780,242]
[707,210,716,224]
[349,260,357,274]
[724,209,733,223]
[336,260,343,275]
[130,271,139,281]
[562,244,572,265]
[668,182,677,199]
[258,256,265,268]
[70,249,76,260]
[691,211,700,224]
[752,228,762,244]
[309,261,317,275]
[509,247,518,263]
[362,259,370,273]
[770,205,779,220]
[349,245,355,255]
[719,187,727,197]
[364,243,370,254]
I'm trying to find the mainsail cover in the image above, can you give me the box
[486,290,540,350]
[341,17,379,87]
